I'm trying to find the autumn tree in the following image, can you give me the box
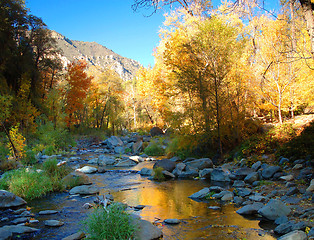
[64,60,92,128]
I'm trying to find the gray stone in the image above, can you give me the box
[309,227,314,239]
[211,168,231,182]
[172,163,186,176]
[275,221,295,235]
[69,185,100,195]
[208,186,224,193]
[115,159,137,167]
[236,188,252,197]
[244,172,259,184]
[236,202,264,215]
[279,157,290,165]
[233,196,244,205]
[98,155,116,165]
[140,168,153,176]
[185,158,213,171]
[306,179,314,192]
[149,127,164,137]
[262,165,281,179]
[0,190,27,208]
[164,219,180,224]
[76,166,97,174]
[132,140,143,154]
[11,217,28,225]
[129,156,144,163]
[233,180,246,188]
[44,220,64,227]
[208,206,221,210]
[275,216,289,225]
[153,159,176,172]
[280,175,294,181]
[293,164,303,170]
[62,231,86,240]
[199,168,213,179]
[178,169,199,178]
[62,171,92,186]
[277,230,307,240]
[221,191,234,201]
[251,161,262,171]
[169,156,181,162]
[248,194,267,202]
[286,187,299,196]
[114,146,124,154]
[39,210,58,215]
[258,199,291,220]
[106,136,124,147]
[162,170,175,178]
[189,188,209,199]
[235,167,254,180]
[130,214,163,240]
[0,225,38,239]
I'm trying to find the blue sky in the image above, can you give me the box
[25,0,280,67]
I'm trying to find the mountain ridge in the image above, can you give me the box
[51,30,141,81]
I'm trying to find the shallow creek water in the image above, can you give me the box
[28,160,276,240]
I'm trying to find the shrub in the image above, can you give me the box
[166,135,197,159]
[277,120,314,160]
[7,124,26,159]
[5,169,53,200]
[21,149,37,166]
[83,203,135,240]
[153,167,165,181]
[42,158,69,191]
[144,141,165,156]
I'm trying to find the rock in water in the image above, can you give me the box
[0,190,27,208]
[189,188,210,199]
[153,159,176,172]
[277,230,307,240]
[164,219,180,224]
[69,185,100,195]
[44,220,64,227]
[258,199,291,220]
[130,214,163,240]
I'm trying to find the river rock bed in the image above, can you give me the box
[1,134,314,239]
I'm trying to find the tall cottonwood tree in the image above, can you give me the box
[64,60,92,128]
[162,14,244,155]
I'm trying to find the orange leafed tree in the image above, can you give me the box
[65,60,93,128]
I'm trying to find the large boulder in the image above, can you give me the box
[153,159,176,172]
[258,199,291,220]
[130,214,163,240]
[189,188,210,199]
[261,165,281,179]
[98,155,116,165]
[172,163,186,176]
[0,225,38,239]
[0,190,27,208]
[69,185,100,195]
[62,172,92,187]
[115,159,137,167]
[150,127,164,137]
[105,136,124,148]
[236,202,264,215]
[211,168,231,182]
[132,140,143,154]
[185,158,213,171]
[235,167,254,180]
[199,168,213,179]
[140,168,153,176]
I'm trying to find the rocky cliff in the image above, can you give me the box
[51,30,141,81]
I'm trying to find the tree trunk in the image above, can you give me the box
[0,121,19,161]
[214,77,223,157]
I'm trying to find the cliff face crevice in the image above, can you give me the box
[51,30,141,81]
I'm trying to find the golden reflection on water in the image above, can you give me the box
[112,178,276,240]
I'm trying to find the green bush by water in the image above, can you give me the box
[144,140,165,156]
[83,203,135,240]
[153,167,165,181]
[0,159,70,200]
